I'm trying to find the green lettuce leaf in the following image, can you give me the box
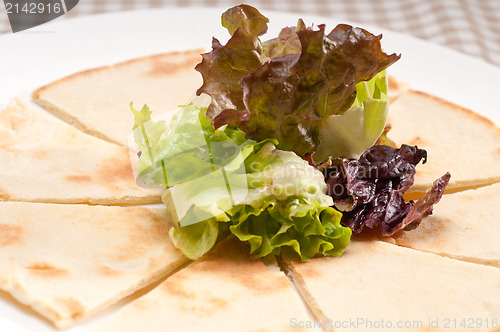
[196,5,400,157]
[130,103,169,187]
[313,70,389,162]
[132,100,255,188]
[168,218,219,260]
[132,102,351,261]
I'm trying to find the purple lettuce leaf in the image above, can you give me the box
[322,144,450,236]
[196,5,400,157]
[221,4,269,37]
[195,29,266,128]
[399,173,451,232]
[262,19,307,58]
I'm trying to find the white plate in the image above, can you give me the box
[0,7,499,332]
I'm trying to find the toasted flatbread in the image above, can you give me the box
[0,202,188,329]
[388,90,500,196]
[282,239,500,332]
[0,99,160,204]
[32,50,203,146]
[384,182,500,267]
[387,75,410,102]
[86,238,310,332]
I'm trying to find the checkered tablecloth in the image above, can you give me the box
[1,0,500,67]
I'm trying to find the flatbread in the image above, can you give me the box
[0,98,160,204]
[387,75,410,102]
[86,238,311,332]
[32,50,203,146]
[282,239,500,332]
[0,202,188,329]
[384,182,500,267]
[388,90,500,196]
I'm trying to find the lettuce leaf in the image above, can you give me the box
[313,70,390,162]
[221,4,269,37]
[133,102,351,261]
[131,101,255,188]
[196,5,400,157]
[322,144,450,236]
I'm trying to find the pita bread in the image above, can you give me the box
[388,90,500,196]
[32,50,203,146]
[384,182,500,267]
[387,75,410,102]
[86,238,311,332]
[0,99,160,204]
[0,202,188,329]
[282,239,500,332]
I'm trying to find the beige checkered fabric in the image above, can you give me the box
[1,0,500,67]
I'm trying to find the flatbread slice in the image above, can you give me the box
[388,90,500,196]
[0,99,160,204]
[33,50,203,146]
[86,238,311,332]
[387,75,410,102]
[384,182,500,267]
[282,239,500,332]
[0,202,188,329]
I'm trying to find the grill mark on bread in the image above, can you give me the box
[287,259,322,279]
[191,240,290,294]
[108,208,170,262]
[208,297,229,310]
[56,297,85,319]
[0,101,33,131]
[392,216,451,250]
[162,281,195,299]
[31,149,50,160]
[130,208,170,242]
[64,152,136,188]
[0,186,10,200]
[96,153,135,186]
[97,265,123,277]
[26,263,69,278]
[0,224,23,247]
[65,175,92,183]
[147,53,202,77]
[160,278,229,317]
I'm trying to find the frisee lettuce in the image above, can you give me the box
[132,102,351,261]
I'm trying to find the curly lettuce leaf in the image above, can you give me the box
[195,30,265,129]
[133,103,351,261]
[196,5,400,157]
[262,19,306,58]
[221,4,269,37]
[132,100,255,188]
[322,144,450,236]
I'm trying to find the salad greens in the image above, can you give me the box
[322,145,450,235]
[132,100,351,261]
[313,70,390,163]
[196,5,400,159]
[131,4,450,262]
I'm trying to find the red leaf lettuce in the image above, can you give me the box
[196,5,400,157]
